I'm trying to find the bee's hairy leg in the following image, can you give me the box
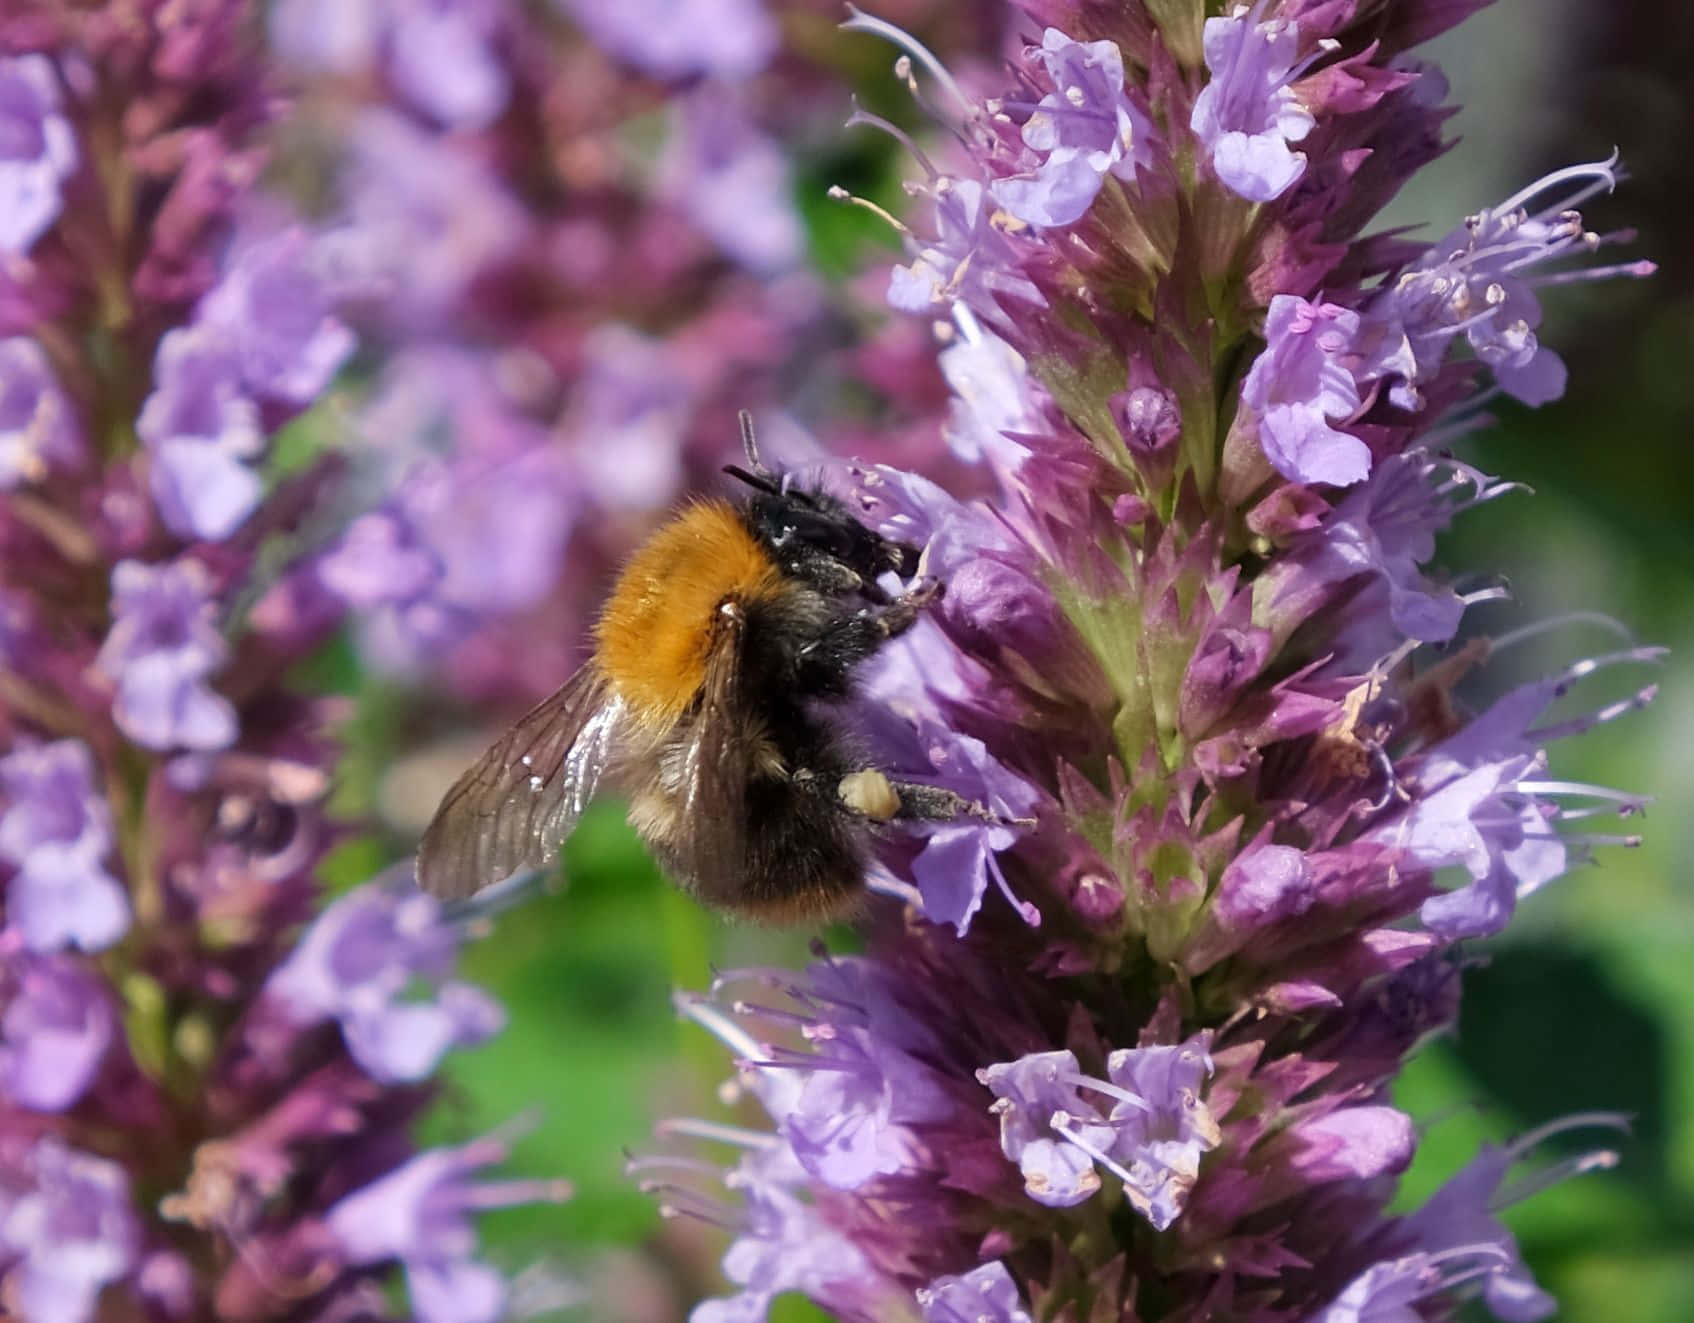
[793,577,942,685]
[835,768,1034,828]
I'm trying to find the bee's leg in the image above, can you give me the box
[836,769,1032,827]
[794,578,942,687]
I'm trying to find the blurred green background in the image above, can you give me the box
[316,2,1694,1318]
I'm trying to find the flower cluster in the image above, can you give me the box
[643,3,1658,1320]
[0,9,561,1320]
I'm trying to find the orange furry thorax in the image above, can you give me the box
[595,501,782,721]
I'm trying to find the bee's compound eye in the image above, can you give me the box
[838,769,901,822]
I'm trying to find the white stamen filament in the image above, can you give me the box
[840,7,972,117]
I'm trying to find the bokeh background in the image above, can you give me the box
[277,1,1694,1318]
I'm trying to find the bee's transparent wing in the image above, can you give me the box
[416,666,626,901]
[672,609,757,906]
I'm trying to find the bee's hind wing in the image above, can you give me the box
[416,665,626,901]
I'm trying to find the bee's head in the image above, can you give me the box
[728,467,920,588]
[725,411,920,591]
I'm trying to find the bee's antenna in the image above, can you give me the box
[724,410,781,494]
[738,409,766,471]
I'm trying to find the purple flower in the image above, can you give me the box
[990,30,1155,228]
[887,178,1042,318]
[1266,451,1504,649]
[1100,1038,1223,1229]
[326,1131,568,1323]
[95,558,237,752]
[197,229,354,408]
[1389,1136,1580,1323]
[1370,659,1642,940]
[978,1050,1113,1208]
[980,1039,1222,1229]
[265,881,504,1082]
[0,55,78,255]
[936,325,1042,473]
[919,1261,1033,1323]
[1190,5,1316,203]
[764,959,955,1192]
[560,0,778,80]
[0,949,114,1111]
[1242,295,1369,486]
[1315,1251,1509,1323]
[0,336,81,488]
[0,740,130,954]
[137,329,265,540]
[660,90,803,274]
[689,1149,896,1323]
[0,1137,139,1323]
[1362,158,1650,409]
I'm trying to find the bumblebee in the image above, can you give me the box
[416,416,972,920]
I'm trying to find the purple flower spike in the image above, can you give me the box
[0,740,130,954]
[0,337,82,488]
[990,29,1155,228]
[919,1261,1034,1323]
[0,1137,139,1323]
[265,881,504,1083]
[0,950,114,1111]
[0,55,78,255]
[96,559,237,753]
[1244,295,1370,486]
[1190,5,1317,203]
[138,329,265,541]
[327,1131,569,1323]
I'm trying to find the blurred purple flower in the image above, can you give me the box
[137,329,266,540]
[0,54,77,256]
[0,1137,139,1323]
[326,1130,570,1323]
[0,948,114,1111]
[329,109,527,323]
[0,336,81,488]
[265,882,504,1083]
[566,325,692,513]
[560,0,778,80]
[198,229,355,408]
[660,90,804,274]
[270,0,511,130]
[0,740,129,954]
[1190,5,1315,202]
[96,558,237,752]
